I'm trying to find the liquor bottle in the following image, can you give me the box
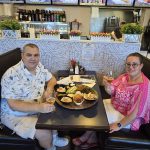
[62,11,66,22]
[54,11,57,22]
[18,9,23,21]
[48,10,51,22]
[35,9,40,21]
[22,10,26,21]
[51,11,54,22]
[45,10,48,21]
[59,11,63,22]
[28,10,32,21]
[56,11,60,22]
[41,10,45,21]
[31,10,35,21]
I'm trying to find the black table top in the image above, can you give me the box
[36,70,109,131]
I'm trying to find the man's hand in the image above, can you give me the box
[43,89,53,100]
[39,103,55,113]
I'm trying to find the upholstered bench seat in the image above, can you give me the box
[104,129,150,150]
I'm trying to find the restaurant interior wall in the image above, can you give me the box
[90,8,134,32]
[0,4,91,36]
[0,3,149,36]
[140,8,150,26]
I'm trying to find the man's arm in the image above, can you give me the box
[7,99,55,113]
[43,75,57,99]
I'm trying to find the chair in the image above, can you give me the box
[0,48,42,150]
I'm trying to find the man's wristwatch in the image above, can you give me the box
[117,123,122,128]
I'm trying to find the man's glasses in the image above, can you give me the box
[125,63,140,68]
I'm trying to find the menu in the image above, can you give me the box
[80,0,106,6]
[52,0,78,5]
[25,0,51,3]
[107,0,134,6]
[134,0,150,7]
[0,0,24,3]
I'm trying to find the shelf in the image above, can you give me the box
[19,21,68,25]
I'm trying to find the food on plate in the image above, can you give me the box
[84,92,98,100]
[60,97,72,103]
[69,83,76,87]
[57,93,67,97]
[73,94,84,105]
[67,94,74,98]
[66,86,77,94]
[57,87,66,93]
[76,85,92,93]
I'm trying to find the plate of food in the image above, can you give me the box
[54,84,99,110]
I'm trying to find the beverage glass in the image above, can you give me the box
[103,70,114,84]
[46,97,56,105]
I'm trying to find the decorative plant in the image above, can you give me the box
[0,19,22,30]
[69,30,82,36]
[121,23,143,34]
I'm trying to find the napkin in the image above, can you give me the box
[57,76,73,85]
[82,82,96,88]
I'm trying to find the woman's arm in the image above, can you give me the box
[109,93,141,133]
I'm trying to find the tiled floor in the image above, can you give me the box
[56,139,101,150]
[56,135,101,150]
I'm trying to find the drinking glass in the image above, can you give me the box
[46,97,56,105]
[103,70,114,84]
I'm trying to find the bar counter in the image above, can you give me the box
[0,38,141,84]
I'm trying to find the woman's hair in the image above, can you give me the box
[126,52,143,64]
[22,43,39,52]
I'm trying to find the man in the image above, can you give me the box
[1,43,68,150]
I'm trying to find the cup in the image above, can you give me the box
[46,97,56,105]
[103,75,114,84]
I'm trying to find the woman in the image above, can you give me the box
[72,52,150,149]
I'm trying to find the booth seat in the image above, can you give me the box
[100,53,150,150]
[0,48,42,150]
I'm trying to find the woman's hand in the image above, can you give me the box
[103,76,113,95]
[109,123,121,133]
[39,103,55,113]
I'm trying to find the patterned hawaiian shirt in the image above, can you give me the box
[1,60,52,116]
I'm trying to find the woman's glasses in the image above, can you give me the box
[125,63,140,68]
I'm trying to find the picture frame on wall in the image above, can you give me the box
[80,0,106,6]
[134,0,150,7]
[0,0,24,3]
[107,0,134,6]
[25,0,51,4]
[52,0,79,5]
